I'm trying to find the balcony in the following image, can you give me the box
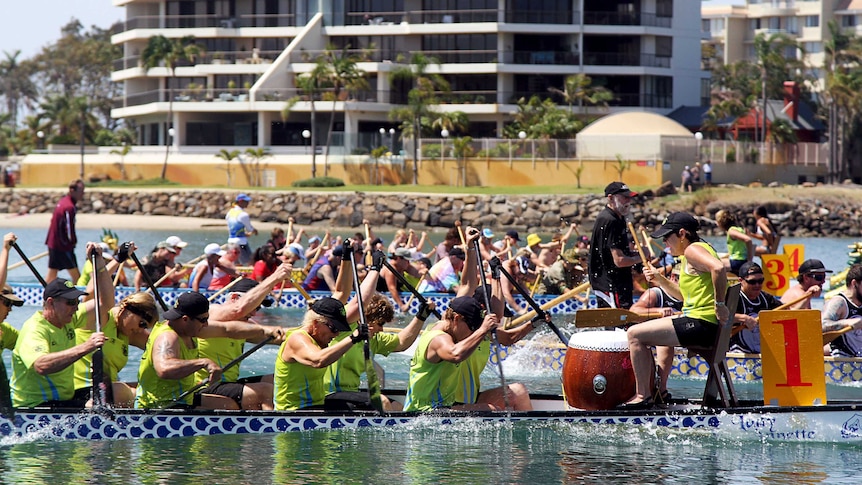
[114,50,281,71]
[505,10,578,25]
[584,11,671,28]
[114,87,379,110]
[406,9,498,24]
[504,51,579,65]
[119,13,298,33]
[582,52,670,68]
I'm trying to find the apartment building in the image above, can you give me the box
[111,0,707,153]
[702,0,862,87]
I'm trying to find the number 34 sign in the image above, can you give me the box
[761,245,805,297]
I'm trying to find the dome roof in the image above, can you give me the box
[580,111,693,137]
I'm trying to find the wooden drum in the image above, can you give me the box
[562,330,635,410]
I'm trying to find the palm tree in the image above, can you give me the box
[244,147,272,186]
[141,35,202,180]
[110,144,132,180]
[0,51,38,128]
[215,149,241,187]
[388,53,450,184]
[283,61,329,179]
[823,21,862,182]
[548,73,613,120]
[370,145,388,185]
[319,45,369,175]
[752,33,805,146]
[452,136,474,187]
[430,111,469,136]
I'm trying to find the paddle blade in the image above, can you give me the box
[0,358,14,420]
[365,351,384,413]
[574,308,652,328]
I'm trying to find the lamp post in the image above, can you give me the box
[302,129,311,155]
[695,131,703,162]
[36,131,44,151]
[441,129,449,165]
[379,127,386,151]
[388,128,395,154]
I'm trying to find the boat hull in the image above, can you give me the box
[3,401,862,443]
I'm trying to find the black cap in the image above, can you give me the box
[798,259,833,275]
[163,292,210,320]
[229,278,274,307]
[310,297,350,332]
[44,278,88,301]
[1,286,24,307]
[738,262,763,277]
[449,247,466,260]
[505,230,520,242]
[651,212,700,239]
[331,246,344,257]
[471,288,514,318]
[604,181,637,197]
[449,296,485,331]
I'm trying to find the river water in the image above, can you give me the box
[1,228,861,482]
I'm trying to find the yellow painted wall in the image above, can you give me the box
[19,154,664,188]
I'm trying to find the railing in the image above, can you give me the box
[505,51,579,65]
[417,138,579,167]
[582,52,670,68]
[120,13,298,32]
[115,50,282,71]
[412,49,497,64]
[406,9,498,24]
[504,10,578,24]
[435,91,497,104]
[114,87,378,109]
[289,48,397,63]
[583,11,671,28]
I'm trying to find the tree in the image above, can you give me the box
[141,35,202,180]
[319,45,369,175]
[215,149,241,187]
[283,60,329,179]
[823,20,862,181]
[613,154,631,181]
[0,50,38,128]
[110,144,132,180]
[370,145,388,185]
[389,53,450,184]
[452,136,474,187]
[753,33,806,146]
[243,147,272,186]
[548,73,613,120]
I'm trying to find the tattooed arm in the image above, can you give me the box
[820,296,862,333]
[151,330,222,382]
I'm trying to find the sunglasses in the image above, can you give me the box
[323,320,340,333]
[63,298,79,307]
[744,278,765,285]
[192,315,209,324]
[0,299,12,308]
[808,273,826,282]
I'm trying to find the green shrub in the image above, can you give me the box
[292,176,345,187]
[351,147,370,155]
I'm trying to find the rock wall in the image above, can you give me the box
[0,188,857,237]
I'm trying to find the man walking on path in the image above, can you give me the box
[46,180,85,283]
[226,193,258,265]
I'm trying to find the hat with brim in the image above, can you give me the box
[44,278,88,301]
[163,292,210,320]
[391,247,412,259]
[650,212,700,239]
[798,259,833,275]
[157,241,177,254]
[604,181,638,197]
[450,296,485,331]
[1,286,24,307]
[310,297,350,332]
[228,278,274,307]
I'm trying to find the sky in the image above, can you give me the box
[1,0,123,59]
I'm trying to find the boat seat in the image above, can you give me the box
[686,284,740,408]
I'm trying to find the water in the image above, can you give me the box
[2,229,862,482]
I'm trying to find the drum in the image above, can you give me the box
[562,330,635,410]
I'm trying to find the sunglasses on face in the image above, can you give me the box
[744,278,765,285]
[192,315,208,324]
[62,299,79,307]
[0,299,12,308]
[808,273,826,282]
[324,320,339,333]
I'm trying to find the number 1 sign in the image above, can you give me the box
[759,309,826,406]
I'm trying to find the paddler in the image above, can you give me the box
[780,259,828,310]
[822,264,862,357]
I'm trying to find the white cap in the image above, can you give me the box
[98,242,112,257]
[166,236,188,249]
[205,243,226,256]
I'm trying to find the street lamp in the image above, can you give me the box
[36,131,44,151]
[302,129,311,155]
[441,129,449,164]
[695,131,703,162]
[379,127,386,151]
[518,131,527,140]
[389,128,395,153]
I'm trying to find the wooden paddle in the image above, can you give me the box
[573,308,670,328]
[207,276,245,302]
[403,272,428,311]
[154,265,179,287]
[473,239,510,411]
[7,250,48,271]
[288,275,313,303]
[730,290,815,336]
[640,228,657,259]
[496,259,568,345]
[303,233,330,274]
[627,221,649,267]
[823,326,854,345]
[455,220,466,247]
[364,221,373,266]
[166,335,275,408]
[348,249,385,413]
[506,281,591,328]
[287,217,295,243]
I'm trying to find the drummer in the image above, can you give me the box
[628,263,683,404]
[621,212,728,409]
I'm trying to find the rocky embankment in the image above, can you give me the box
[0,187,857,237]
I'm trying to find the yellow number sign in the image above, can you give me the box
[759,309,826,406]
[782,244,805,274]
[761,254,792,297]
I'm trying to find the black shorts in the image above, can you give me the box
[48,248,78,270]
[203,381,245,406]
[165,393,203,410]
[324,391,375,411]
[672,316,719,347]
[36,389,88,409]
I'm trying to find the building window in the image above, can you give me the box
[656,36,672,57]
[804,42,822,54]
[805,15,819,28]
